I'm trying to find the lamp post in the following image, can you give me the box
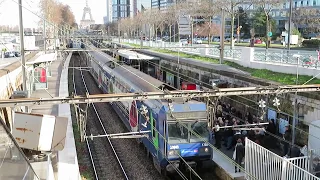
[287,0,293,52]
[291,54,300,145]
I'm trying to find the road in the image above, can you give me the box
[0,57,20,69]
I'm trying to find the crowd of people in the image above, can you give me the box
[210,100,315,174]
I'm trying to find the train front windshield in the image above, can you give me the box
[168,121,209,144]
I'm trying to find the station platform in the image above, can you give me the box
[27,52,80,180]
[212,149,245,180]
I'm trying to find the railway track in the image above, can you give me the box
[71,52,164,180]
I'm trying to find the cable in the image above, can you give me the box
[85,52,259,179]
[13,2,305,178]
[77,54,189,179]
[121,41,320,142]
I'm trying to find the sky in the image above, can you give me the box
[0,0,150,28]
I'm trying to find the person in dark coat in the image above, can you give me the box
[234,138,245,173]
[314,157,320,177]
[287,145,302,158]
[283,125,292,156]
[213,120,222,149]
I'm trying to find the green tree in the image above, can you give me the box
[251,8,276,37]
[235,7,250,38]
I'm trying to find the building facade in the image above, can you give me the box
[104,0,113,24]
[112,0,136,21]
[151,0,175,10]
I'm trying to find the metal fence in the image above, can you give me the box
[245,138,320,180]
[117,39,320,68]
[0,120,39,180]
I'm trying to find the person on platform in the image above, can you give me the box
[233,138,245,173]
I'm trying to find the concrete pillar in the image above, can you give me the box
[200,45,209,57]
[240,47,254,67]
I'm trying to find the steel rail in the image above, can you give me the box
[72,59,99,180]
[1,85,320,107]
[79,57,129,180]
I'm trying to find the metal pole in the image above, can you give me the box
[287,0,293,52]
[191,16,193,46]
[177,46,180,89]
[291,56,299,145]
[237,13,240,43]
[43,19,46,54]
[18,0,28,112]
[118,22,120,43]
[220,8,225,64]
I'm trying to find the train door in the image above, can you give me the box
[129,101,138,132]
[98,70,102,87]
[150,110,159,157]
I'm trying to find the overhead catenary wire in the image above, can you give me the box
[143,57,320,150]
[76,54,189,180]
[11,1,314,179]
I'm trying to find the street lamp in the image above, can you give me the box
[287,0,293,52]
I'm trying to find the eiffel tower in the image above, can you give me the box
[80,0,95,29]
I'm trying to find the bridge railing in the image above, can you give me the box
[245,138,320,180]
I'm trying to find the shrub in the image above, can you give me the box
[302,39,320,48]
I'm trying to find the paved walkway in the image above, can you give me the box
[27,52,80,180]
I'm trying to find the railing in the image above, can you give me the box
[116,38,319,68]
[0,120,39,180]
[245,138,320,180]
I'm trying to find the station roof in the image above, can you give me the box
[118,50,159,60]
[26,52,56,65]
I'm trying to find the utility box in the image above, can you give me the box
[12,112,68,152]
[11,91,28,99]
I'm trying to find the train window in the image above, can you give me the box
[152,112,156,138]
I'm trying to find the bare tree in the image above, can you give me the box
[164,5,181,42]
[293,7,320,36]
[188,0,220,44]
[196,23,220,37]
[216,0,255,48]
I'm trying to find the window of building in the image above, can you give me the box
[301,1,303,6]
[295,1,297,7]
[314,0,316,5]
[283,3,286,8]
[307,0,309,5]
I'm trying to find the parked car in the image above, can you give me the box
[193,38,202,44]
[180,39,188,46]
[13,51,20,57]
[254,39,262,44]
[4,52,15,58]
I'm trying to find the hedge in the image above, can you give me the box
[302,39,320,48]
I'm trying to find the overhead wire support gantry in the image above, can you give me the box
[1,84,320,107]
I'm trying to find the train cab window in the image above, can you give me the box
[167,123,188,144]
[190,121,209,143]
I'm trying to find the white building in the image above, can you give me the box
[104,0,113,24]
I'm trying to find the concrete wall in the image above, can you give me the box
[57,52,81,180]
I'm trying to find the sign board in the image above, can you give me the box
[268,32,273,37]
[178,15,191,35]
[12,112,68,151]
[282,31,288,36]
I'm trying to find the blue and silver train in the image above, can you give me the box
[87,51,212,174]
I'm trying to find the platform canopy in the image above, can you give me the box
[118,50,159,60]
[26,53,56,65]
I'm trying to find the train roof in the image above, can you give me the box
[118,50,159,60]
[113,65,165,92]
[89,51,113,64]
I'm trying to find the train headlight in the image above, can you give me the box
[168,150,179,157]
[204,147,209,153]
